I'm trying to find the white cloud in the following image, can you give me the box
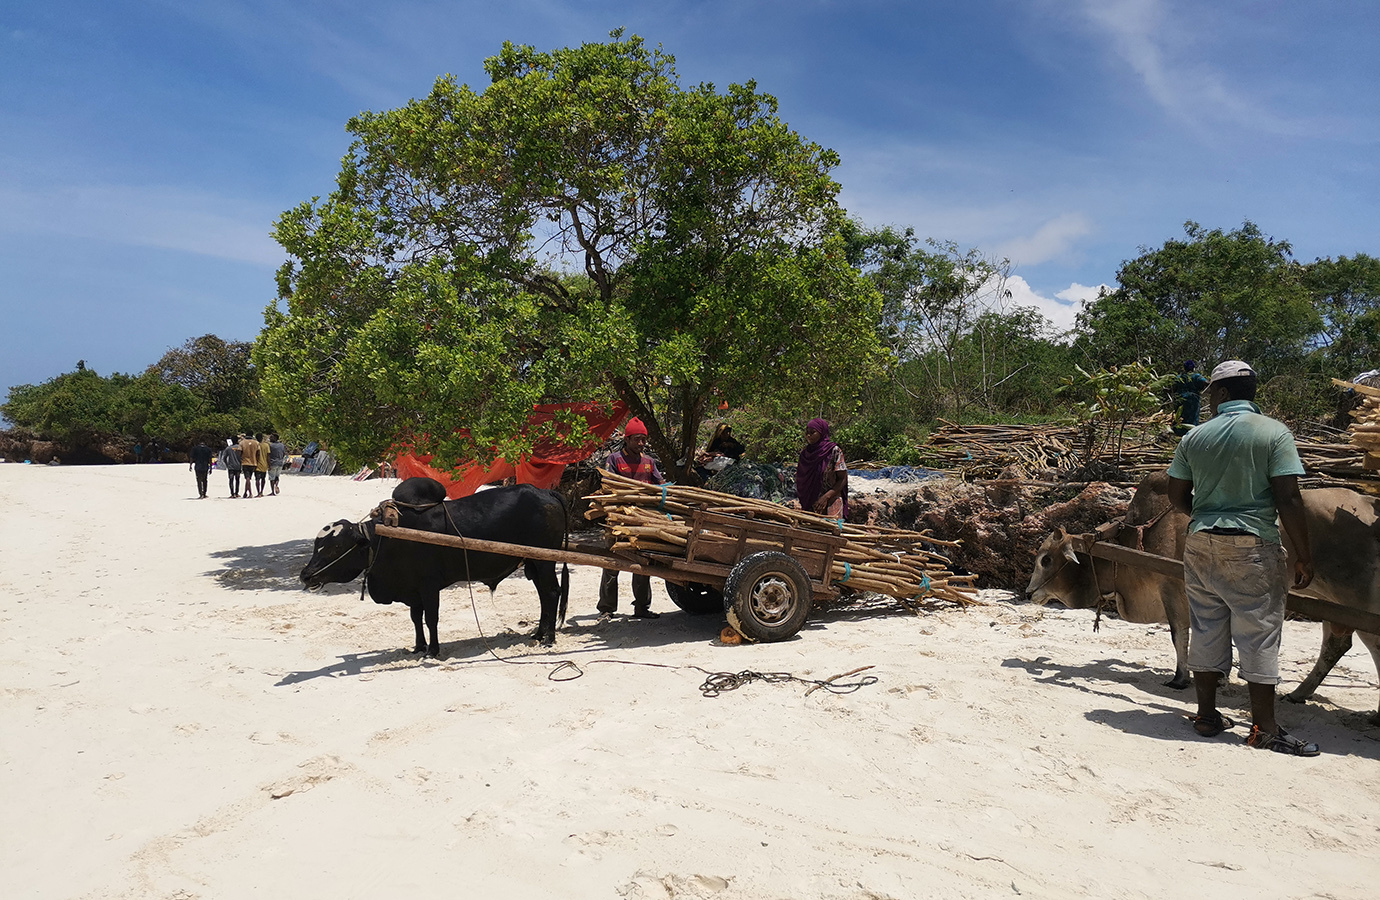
[0,180,281,267]
[996,213,1092,266]
[1056,282,1111,305]
[1001,275,1102,336]
[1076,0,1306,136]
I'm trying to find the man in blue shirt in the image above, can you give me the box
[1167,360,1318,756]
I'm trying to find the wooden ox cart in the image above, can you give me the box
[375,472,977,643]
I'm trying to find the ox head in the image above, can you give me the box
[301,519,370,589]
[1025,527,1100,609]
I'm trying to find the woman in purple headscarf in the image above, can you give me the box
[796,418,848,517]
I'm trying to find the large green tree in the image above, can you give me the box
[258,32,883,475]
[1075,220,1320,376]
[150,334,261,416]
[849,226,1026,417]
[1302,253,1380,377]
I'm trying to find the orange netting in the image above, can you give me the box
[393,401,629,498]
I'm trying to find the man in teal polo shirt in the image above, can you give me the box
[1167,360,1319,756]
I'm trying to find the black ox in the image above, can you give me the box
[301,477,569,655]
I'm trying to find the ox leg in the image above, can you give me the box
[1163,583,1192,689]
[1284,622,1353,705]
[1358,631,1380,725]
[422,592,440,658]
[409,603,428,655]
[525,560,559,646]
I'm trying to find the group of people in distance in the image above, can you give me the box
[186,433,286,500]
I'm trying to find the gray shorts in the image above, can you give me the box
[1183,531,1288,684]
[268,465,282,480]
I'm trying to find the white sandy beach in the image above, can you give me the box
[1,462,1378,900]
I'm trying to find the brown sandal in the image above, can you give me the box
[1187,711,1235,737]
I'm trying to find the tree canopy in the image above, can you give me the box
[1074,220,1320,376]
[2,335,269,449]
[258,32,883,474]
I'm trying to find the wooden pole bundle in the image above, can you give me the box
[1333,378,1380,472]
[586,470,978,605]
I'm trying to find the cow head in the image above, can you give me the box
[1025,527,1100,609]
[301,519,370,589]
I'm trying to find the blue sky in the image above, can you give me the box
[3,0,1378,404]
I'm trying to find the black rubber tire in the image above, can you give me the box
[665,581,725,615]
[723,551,812,642]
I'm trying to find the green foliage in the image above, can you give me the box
[1059,361,1173,459]
[1303,253,1380,378]
[260,32,883,473]
[150,334,261,415]
[2,366,209,447]
[3,335,270,450]
[3,366,122,446]
[1075,221,1319,376]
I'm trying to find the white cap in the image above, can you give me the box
[1209,360,1256,384]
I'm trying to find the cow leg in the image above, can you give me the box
[1284,622,1353,704]
[423,592,440,658]
[409,603,428,655]
[1162,582,1192,689]
[1357,631,1380,725]
[525,560,559,646]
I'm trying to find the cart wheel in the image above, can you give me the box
[724,551,812,642]
[665,581,725,615]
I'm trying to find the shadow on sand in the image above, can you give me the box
[207,538,317,592]
[1002,654,1380,759]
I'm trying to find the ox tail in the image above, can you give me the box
[555,489,571,625]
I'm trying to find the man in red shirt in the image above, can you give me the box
[599,417,664,619]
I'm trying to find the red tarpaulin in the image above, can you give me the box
[392,401,629,498]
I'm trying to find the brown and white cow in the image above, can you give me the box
[1027,472,1380,722]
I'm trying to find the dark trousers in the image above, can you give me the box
[599,569,651,613]
[194,466,209,497]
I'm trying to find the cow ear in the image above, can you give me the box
[1051,526,1065,540]
[1062,541,1080,564]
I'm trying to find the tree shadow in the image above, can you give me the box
[207,538,316,592]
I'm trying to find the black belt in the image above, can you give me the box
[1202,527,1252,536]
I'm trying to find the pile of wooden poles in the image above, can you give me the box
[918,421,1173,480]
[1334,378,1380,473]
[916,419,1370,486]
[586,470,979,605]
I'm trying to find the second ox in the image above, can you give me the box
[301,477,569,656]
[1026,472,1380,723]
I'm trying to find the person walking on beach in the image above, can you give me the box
[598,417,664,620]
[238,433,260,498]
[267,434,286,495]
[189,440,213,499]
[222,437,243,498]
[252,433,270,497]
[1167,360,1319,756]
